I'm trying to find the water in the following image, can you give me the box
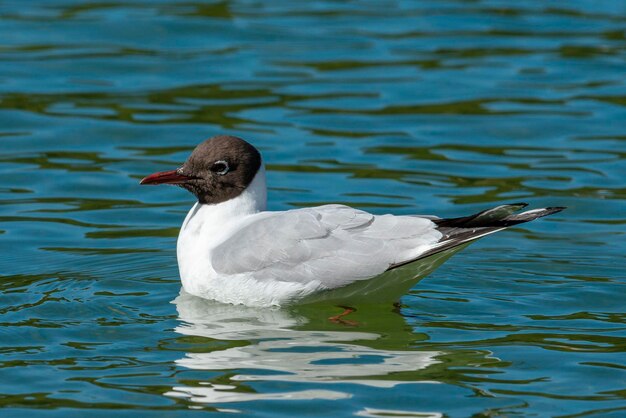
[1,1,625,416]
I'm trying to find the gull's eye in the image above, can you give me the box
[210,160,230,175]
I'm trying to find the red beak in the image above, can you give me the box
[140,169,191,185]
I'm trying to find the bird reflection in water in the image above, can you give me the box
[165,252,460,406]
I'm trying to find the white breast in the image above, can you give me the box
[176,167,324,306]
[176,166,265,287]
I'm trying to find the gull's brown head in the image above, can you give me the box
[140,135,262,205]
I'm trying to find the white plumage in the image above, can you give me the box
[177,166,442,307]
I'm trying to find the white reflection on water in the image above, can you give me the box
[166,290,442,404]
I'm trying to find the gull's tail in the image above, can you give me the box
[388,203,565,270]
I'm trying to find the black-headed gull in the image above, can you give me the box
[141,135,564,307]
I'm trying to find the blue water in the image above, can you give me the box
[1,1,625,416]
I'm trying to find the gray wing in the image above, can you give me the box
[211,204,441,289]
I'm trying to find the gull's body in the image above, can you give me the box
[141,135,564,307]
[177,166,442,306]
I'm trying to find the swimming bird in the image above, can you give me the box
[140,135,564,307]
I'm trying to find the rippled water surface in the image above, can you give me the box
[1,1,625,416]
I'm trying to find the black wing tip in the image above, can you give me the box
[506,204,566,215]
[505,203,568,214]
[435,203,566,228]
[505,205,566,223]
[542,206,567,215]
[387,203,566,271]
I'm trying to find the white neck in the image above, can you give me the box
[181,165,266,230]
[177,165,267,296]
